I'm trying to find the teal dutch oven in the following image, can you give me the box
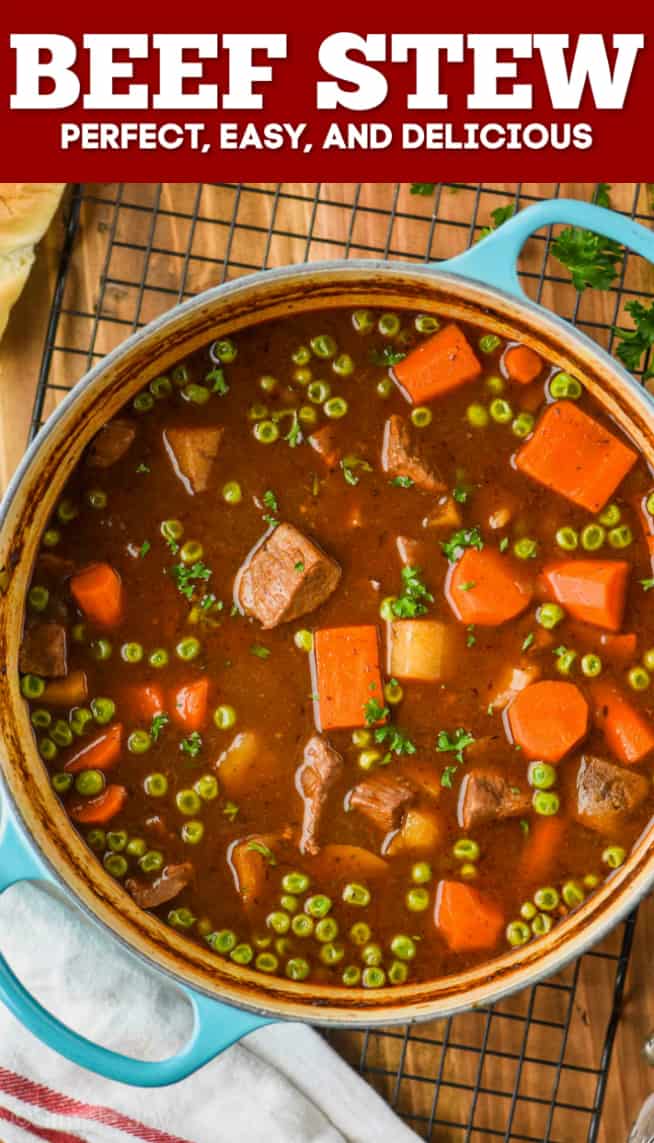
[1,199,654,1086]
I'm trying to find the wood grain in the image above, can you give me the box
[0,182,653,1141]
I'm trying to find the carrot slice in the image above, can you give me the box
[590,679,654,764]
[542,559,629,632]
[42,670,88,707]
[516,401,637,512]
[446,547,533,626]
[520,817,567,885]
[313,625,384,731]
[64,724,123,774]
[504,344,543,384]
[123,684,164,723]
[70,563,123,627]
[229,835,278,908]
[434,881,505,953]
[508,681,589,762]
[393,323,482,405]
[172,677,209,732]
[68,784,127,824]
[308,424,342,470]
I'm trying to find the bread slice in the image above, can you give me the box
[0,183,66,342]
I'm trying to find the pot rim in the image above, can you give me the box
[2,257,654,1028]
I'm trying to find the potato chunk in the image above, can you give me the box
[389,619,460,682]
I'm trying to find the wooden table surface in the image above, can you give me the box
[1,182,653,1141]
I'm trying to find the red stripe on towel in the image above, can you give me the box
[0,1069,194,1143]
[0,1104,86,1143]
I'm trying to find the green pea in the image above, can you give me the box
[28,585,49,612]
[91,639,113,662]
[311,334,338,359]
[390,934,416,961]
[307,380,331,404]
[91,697,116,725]
[384,679,404,706]
[489,398,513,424]
[161,519,184,543]
[21,674,45,699]
[177,789,201,815]
[254,420,280,444]
[531,913,553,936]
[182,820,205,846]
[323,397,348,419]
[128,730,151,754]
[513,537,538,560]
[376,378,394,399]
[222,481,242,505]
[248,403,268,422]
[555,650,577,677]
[351,729,371,749]
[479,334,501,353]
[406,887,430,911]
[196,918,213,938]
[549,372,582,399]
[86,489,108,510]
[555,526,579,551]
[293,629,313,654]
[255,952,279,974]
[139,849,164,873]
[466,403,489,428]
[74,769,105,797]
[86,828,106,852]
[415,314,439,334]
[460,863,478,880]
[352,310,375,335]
[133,391,155,413]
[378,314,400,338]
[643,649,654,672]
[305,894,331,918]
[126,837,147,858]
[149,649,169,669]
[180,540,204,564]
[342,965,362,986]
[315,917,339,942]
[506,920,531,947]
[537,603,565,630]
[31,709,52,730]
[342,883,371,907]
[259,374,278,394]
[213,338,237,364]
[533,790,560,816]
[628,666,650,691]
[149,375,172,399]
[57,498,78,524]
[452,838,480,862]
[195,774,219,801]
[51,772,72,793]
[39,738,58,762]
[581,523,605,551]
[183,383,211,406]
[520,901,537,921]
[107,830,127,852]
[282,871,311,894]
[362,966,386,989]
[534,886,560,912]
[486,375,504,395]
[603,845,626,869]
[319,941,345,965]
[562,881,585,908]
[608,525,633,549]
[291,914,314,938]
[511,412,535,439]
[175,637,201,661]
[361,942,383,966]
[333,354,354,377]
[358,749,382,771]
[71,623,86,643]
[528,762,557,790]
[350,921,371,945]
[70,707,94,736]
[581,653,602,678]
[411,406,432,429]
[584,873,601,889]
[206,929,237,954]
[411,861,432,884]
[171,364,189,387]
[599,503,621,527]
[280,894,298,913]
[285,957,310,981]
[42,527,61,549]
[104,854,128,878]
[292,345,311,365]
[298,405,318,426]
[144,772,168,797]
[168,907,196,931]
[50,719,73,747]
[292,369,312,387]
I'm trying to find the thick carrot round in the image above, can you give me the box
[504,344,543,384]
[446,547,533,626]
[68,784,127,824]
[393,323,482,405]
[590,679,654,765]
[508,680,589,762]
[434,880,505,952]
[64,724,123,774]
[543,560,629,632]
[520,817,567,885]
[70,563,123,627]
[172,677,209,731]
[124,683,164,723]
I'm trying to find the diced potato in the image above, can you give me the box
[310,843,388,883]
[42,670,88,706]
[422,495,461,531]
[217,731,279,798]
[401,759,441,801]
[392,807,443,854]
[389,619,460,682]
[488,664,540,711]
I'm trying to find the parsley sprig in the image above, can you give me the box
[180,730,202,757]
[613,300,654,381]
[552,228,622,292]
[478,203,515,241]
[441,526,484,564]
[369,346,407,367]
[150,712,169,742]
[247,839,276,865]
[391,565,433,618]
[341,456,372,487]
[262,489,279,529]
[170,560,212,601]
[436,727,475,788]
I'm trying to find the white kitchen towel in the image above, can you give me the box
[0,881,419,1143]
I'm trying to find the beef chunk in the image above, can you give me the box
[296,735,344,855]
[382,414,445,493]
[349,774,415,832]
[164,426,223,493]
[576,755,649,834]
[235,523,341,629]
[87,419,136,468]
[309,424,342,470]
[126,863,193,909]
[458,769,531,831]
[19,622,67,677]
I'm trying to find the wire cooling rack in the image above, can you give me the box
[28,183,654,1141]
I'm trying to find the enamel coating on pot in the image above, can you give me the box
[0,200,654,1085]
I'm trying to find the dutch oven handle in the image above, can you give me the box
[0,805,270,1086]
[440,197,654,297]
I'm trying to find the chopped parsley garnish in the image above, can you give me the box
[250,643,271,659]
[391,564,433,619]
[294,560,305,572]
[499,537,510,553]
[150,712,169,742]
[452,485,470,504]
[285,412,302,448]
[170,560,212,601]
[223,800,239,822]
[364,697,390,725]
[613,300,654,381]
[522,632,535,651]
[370,346,407,367]
[247,839,276,864]
[263,490,278,511]
[553,645,571,658]
[139,540,151,558]
[180,730,202,757]
[410,183,437,196]
[478,203,515,241]
[595,182,612,208]
[230,603,242,617]
[520,818,530,836]
[199,592,221,612]
[341,455,372,487]
[390,475,414,488]
[436,727,475,788]
[263,515,279,529]
[458,580,475,592]
[136,463,150,474]
[640,577,654,592]
[441,526,484,563]
[552,227,622,292]
[206,367,229,395]
[466,624,476,648]
[373,723,417,762]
